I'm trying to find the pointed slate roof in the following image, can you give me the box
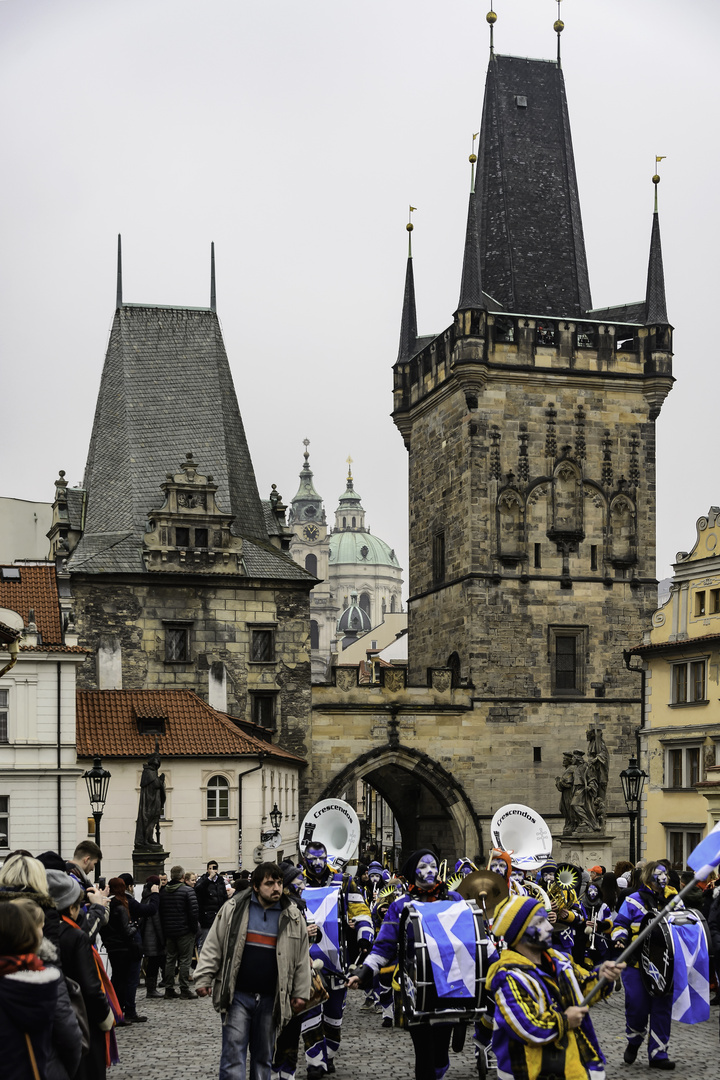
[457,191,485,310]
[70,305,275,574]
[397,257,418,363]
[645,212,668,324]
[476,54,591,317]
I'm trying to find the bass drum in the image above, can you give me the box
[398,900,491,1025]
[639,909,709,998]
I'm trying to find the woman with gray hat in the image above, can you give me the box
[48,870,116,1080]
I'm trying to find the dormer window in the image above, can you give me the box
[136,716,166,736]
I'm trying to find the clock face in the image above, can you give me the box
[302,523,320,542]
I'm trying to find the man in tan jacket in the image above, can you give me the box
[196,862,311,1080]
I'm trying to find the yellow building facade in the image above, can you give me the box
[630,508,720,866]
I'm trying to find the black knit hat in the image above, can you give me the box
[283,865,304,889]
[402,849,439,882]
[36,851,66,872]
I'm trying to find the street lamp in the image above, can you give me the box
[269,803,282,833]
[82,756,111,883]
[620,757,647,865]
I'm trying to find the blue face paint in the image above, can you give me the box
[652,864,668,889]
[416,855,438,887]
[522,911,553,949]
[306,846,327,876]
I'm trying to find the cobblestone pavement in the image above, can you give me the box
[110,991,719,1080]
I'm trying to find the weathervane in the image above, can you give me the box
[653,155,666,212]
[407,204,416,257]
[554,0,564,65]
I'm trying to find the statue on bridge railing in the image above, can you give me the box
[134,749,166,849]
[555,728,609,836]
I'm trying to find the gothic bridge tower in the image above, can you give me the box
[391,21,674,839]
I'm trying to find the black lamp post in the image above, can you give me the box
[620,757,647,865]
[82,757,111,883]
[269,802,282,834]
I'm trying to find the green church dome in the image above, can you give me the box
[329,530,399,568]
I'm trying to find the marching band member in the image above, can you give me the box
[301,841,373,1078]
[508,862,529,896]
[539,860,582,955]
[487,895,625,1080]
[455,858,477,878]
[579,880,613,967]
[348,849,493,1080]
[365,861,385,903]
[487,849,512,884]
[611,861,680,1070]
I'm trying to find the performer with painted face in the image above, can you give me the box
[579,881,613,967]
[365,860,385,902]
[455,857,477,878]
[348,849,495,1079]
[611,861,681,1070]
[539,860,582,955]
[300,841,373,1078]
[487,895,624,1079]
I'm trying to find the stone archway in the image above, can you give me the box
[318,744,483,865]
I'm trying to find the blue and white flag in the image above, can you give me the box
[416,900,476,999]
[670,915,710,1024]
[304,886,343,976]
[686,821,720,878]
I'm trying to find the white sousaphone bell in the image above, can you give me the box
[490,802,554,872]
[299,798,361,872]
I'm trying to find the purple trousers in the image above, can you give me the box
[622,966,672,1061]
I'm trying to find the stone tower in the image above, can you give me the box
[392,46,674,823]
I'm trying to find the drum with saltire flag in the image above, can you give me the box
[639,908,710,1022]
[304,885,347,978]
[399,899,491,1025]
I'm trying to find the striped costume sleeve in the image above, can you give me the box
[345,876,374,943]
[492,968,569,1046]
[611,895,642,947]
[362,896,405,974]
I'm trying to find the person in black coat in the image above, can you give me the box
[159,864,199,999]
[117,872,159,1017]
[0,900,62,1080]
[194,859,229,950]
[47,871,115,1080]
[140,875,165,998]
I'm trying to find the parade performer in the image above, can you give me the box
[580,881,613,967]
[301,841,373,1078]
[509,862,529,896]
[487,895,625,1080]
[455,858,477,878]
[539,860,582,954]
[349,849,495,1080]
[365,861,385,903]
[611,861,681,1069]
[487,849,511,884]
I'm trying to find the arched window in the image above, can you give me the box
[352,517,356,527]
[359,592,371,619]
[310,620,319,649]
[305,553,317,576]
[206,775,230,819]
[343,517,347,528]
[390,595,397,613]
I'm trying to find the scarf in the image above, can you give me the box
[0,953,44,976]
[62,916,120,1066]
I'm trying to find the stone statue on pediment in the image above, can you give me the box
[134,751,166,849]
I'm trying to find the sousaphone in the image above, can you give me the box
[299,798,361,871]
[490,803,554,872]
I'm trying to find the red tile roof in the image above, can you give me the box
[76,689,305,763]
[627,632,720,654]
[20,644,87,654]
[0,565,62,643]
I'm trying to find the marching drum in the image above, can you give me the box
[639,909,709,998]
[398,900,491,1025]
[303,885,348,978]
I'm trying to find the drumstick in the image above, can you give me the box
[579,873,704,1008]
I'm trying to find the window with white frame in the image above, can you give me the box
[670,658,707,704]
[206,775,230,819]
[666,827,703,868]
[0,796,8,848]
[0,690,8,743]
[665,744,702,789]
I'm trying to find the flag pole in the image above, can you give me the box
[580,872,707,1008]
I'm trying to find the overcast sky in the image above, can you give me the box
[1,0,718,588]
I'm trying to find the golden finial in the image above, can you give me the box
[487,5,496,52]
[407,205,416,256]
[469,132,479,193]
[346,455,353,483]
[555,0,564,64]
[653,156,666,211]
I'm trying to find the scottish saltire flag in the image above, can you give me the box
[687,820,720,877]
[416,900,475,999]
[304,886,343,976]
[670,915,710,1024]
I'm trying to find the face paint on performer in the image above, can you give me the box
[369,872,382,885]
[290,874,306,895]
[522,909,554,950]
[415,854,439,889]
[510,867,525,886]
[541,869,556,886]
[652,863,668,890]
[586,883,600,903]
[305,844,327,877]
[489,858,509,880]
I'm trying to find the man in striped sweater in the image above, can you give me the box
[195,862,311,1080]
